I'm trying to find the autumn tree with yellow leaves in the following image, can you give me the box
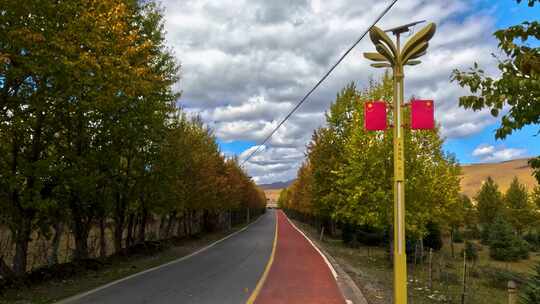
[280,76,461,247]
[0,0,265,278]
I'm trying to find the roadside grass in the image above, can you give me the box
[0,223,252,304]
[291,220,538,304]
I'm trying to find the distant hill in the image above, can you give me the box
[460,158,537,198]
[258,158,538,201]
[258,180,294,190]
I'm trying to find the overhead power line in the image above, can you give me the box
[241,0,399,166]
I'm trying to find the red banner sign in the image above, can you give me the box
[364,101,387,131]
[411,100,434,130]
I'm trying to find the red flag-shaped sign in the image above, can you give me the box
[411,100,435,130]
[364,101,387,131]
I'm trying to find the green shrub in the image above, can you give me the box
[520,263,540,304]
[453,229,464,243]
[341,222,356,246]
[356,225,386,246]
[489,217,529,261]
[524,232,540,251]
[481,226,491,245]
[461,241,479,261]
[424,222,443,251]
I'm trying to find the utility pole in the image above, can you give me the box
[364,21,436,304]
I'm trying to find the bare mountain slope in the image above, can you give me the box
[460,158,537,198]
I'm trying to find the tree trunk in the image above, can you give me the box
[12,216,32,276]
[73,221,90,261]
[48,221,63,266]
[450,228,455,258]
[99,218,107,258]
[0,256,15,280]
[113,221,124,254]
[165,211,177,238]
[177,213,185,237]
[71,206,91,261]
[68,192,93,261]
[113,193,126,254]
[158,214,167,239]
[138,207,148,243]
[185,211,191,236]
[126,213,135,248]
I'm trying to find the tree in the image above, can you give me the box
[0,0,76,276]
[451,0,540,183]
[475,177,504,228]
[336,75,461,240]
[281,76,462,247]
[307,83,359,235]
[0,0,266,277]
[423,222,443,251]
[521,263,540,304]
[532,185,540,210]
[505,177,535,234]
[489,217,529,261]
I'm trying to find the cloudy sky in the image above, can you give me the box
[160,0,539,184]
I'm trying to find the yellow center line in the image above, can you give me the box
[246,211,279,304]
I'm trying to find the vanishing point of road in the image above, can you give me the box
[58,209,346,304]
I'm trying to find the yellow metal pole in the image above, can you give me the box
[364,21,436,304]
[393,33,407,304]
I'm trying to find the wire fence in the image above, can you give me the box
[285,210,528,304]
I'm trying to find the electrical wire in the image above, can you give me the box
[241,0,399,166]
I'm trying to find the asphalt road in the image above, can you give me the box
[60,209,276,304]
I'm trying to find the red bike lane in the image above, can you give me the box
[255,210,345,304]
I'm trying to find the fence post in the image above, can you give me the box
[508,280,517,304]
[428,248,433,290]
[461,250,467,304]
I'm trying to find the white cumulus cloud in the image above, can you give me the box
[161,0,502,183]
[472,144,527,162]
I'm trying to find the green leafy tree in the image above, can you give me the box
[307,83,359,235]
[0,0,78,276]
[521,263,540,304]
[282,75,461,247]
[462,241,479,262]
[337,75,461,240]
[0,0,264,277]
[489,217,529,261]
[505,177,535,234]
[475,177,504,229]
[423,222,443,251]
[451,0,540,182]
[531,185,540,210]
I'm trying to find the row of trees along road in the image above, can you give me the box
[0,0,266,278]
[279,75,462,249]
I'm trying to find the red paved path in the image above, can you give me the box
[256,210,345,304]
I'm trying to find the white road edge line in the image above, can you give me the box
[282,212,338,279]
[55,213,267,304]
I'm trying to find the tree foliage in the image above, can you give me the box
[504,177,535,234]
[521,263,540,304]
[0,0,265,277]
[451,0,540,182]
[475,177,504,228]
[280,76,462,242]
[488,217,529,261]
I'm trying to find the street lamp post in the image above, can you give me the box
[363,21,436,304]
